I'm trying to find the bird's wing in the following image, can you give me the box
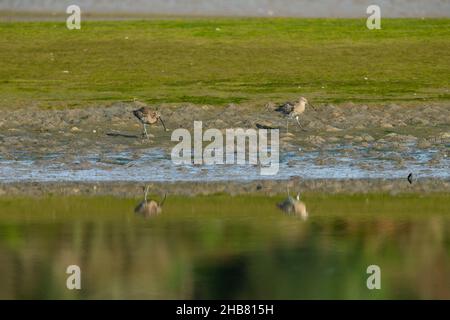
[275,102,294,114]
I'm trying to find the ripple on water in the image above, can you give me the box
[0,146,449,182]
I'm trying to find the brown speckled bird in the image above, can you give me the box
[134,186,166,218]
[277,193,308,220]
[276,97,316,132]
[132,100,167,138]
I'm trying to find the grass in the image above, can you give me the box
[0,18,449,109]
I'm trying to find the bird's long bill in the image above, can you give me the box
[159,117,167,131]
[160,193,167,207]
[308,103,317,111]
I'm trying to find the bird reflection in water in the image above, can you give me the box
[277,192,308,220]
[134,185,166,218]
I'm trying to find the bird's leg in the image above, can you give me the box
[143,124,149,139]
[159,117,167,131]
[296,116,307,132]
[144,185,150,202]
[286,118,289,134]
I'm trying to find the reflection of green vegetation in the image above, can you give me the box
[0,193,449,299]
[0,18,449,108]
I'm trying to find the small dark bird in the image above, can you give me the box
[132,101,167,138]
[134,186,166,218]
[407,173,413,184]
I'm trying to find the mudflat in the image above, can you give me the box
[0,102,449,185]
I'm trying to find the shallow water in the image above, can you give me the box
[0,193,448,299]
[0,145,448,182]
[2,0,450,18]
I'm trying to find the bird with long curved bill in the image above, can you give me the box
[276,97,316,133]
[132,106,167,139]
[134,185,167,218]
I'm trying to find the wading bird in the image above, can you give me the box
[132,100,167,138]
[134,185,166,218]
[277,192,308,220]
[276,97,316,133]
[407,172,413,184]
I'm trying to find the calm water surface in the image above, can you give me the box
[0,193,449,299]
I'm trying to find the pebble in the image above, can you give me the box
[325,125,342,132]
[417,139,431,148]
[305,135,326,145]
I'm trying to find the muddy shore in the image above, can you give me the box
[0,102,449,187]
[0,177,449,197]
[1,102,449,154]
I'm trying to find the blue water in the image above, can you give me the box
[0,146,448,182]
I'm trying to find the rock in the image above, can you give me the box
[306,121,325,130]
[385,104,402,112]
[417,139,431,148]
[327,137,340,143]
[314,157,337,165]
[314,158,326,165]
[373,142,388,150]
[394,120,407,127]
[362,134,374,142]
[305,135,326,145]
[70,126,81,133]
[265,102,277,111]
[285,132,295,138]
[325,125,342,132]
[255,121,276,129]
[213,119,226,127]
[411,117,430,126]
[360,142,369,148]
[281,136,294,142]
[428,153,442,165]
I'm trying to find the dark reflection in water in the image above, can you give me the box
[134,185,166,218]
[277,192,308,220]
[0,192,449,299]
